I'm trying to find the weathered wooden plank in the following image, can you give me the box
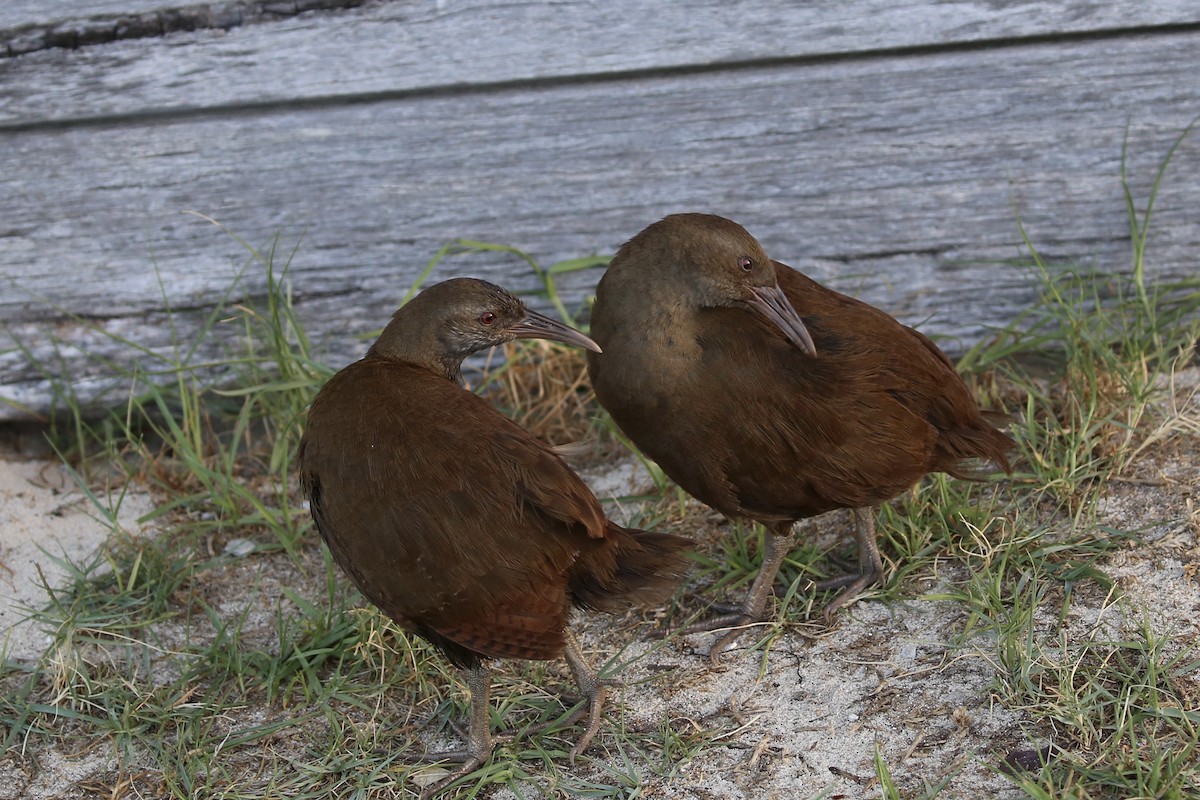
[3,1,1199,126]
[1,1,177,31]
[0,1,369,58]
[2,31,1199,420]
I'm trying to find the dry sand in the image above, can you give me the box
[0,458,153,664]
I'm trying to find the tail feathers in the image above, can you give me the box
[939,419,1017,479]
[980,409,1018,429]
[569,524,692,613]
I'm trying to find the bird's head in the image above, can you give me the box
[371,277,600,380]
[612,213,815,355]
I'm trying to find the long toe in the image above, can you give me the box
[818,506,886,621]
[569,680,608,763]
[705,599,749,616]
[820,568,883,621]
[696,524,794,663]
[414,747,491,799]
[494,680,618,742]
[396,748,477,766]
[809,571,864,593]
[671,607,772,664]
[414,663,495,797]
[704,615,762,664]
[680,610,756,636]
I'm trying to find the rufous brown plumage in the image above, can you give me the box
[299,278,690,795]
[586,214,1014,660]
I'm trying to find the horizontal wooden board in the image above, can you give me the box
[2,31,1199,419]
[2,1,179,31]
[4,1,1199,126]
[1,1,369,58]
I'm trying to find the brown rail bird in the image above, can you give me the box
[586,214,1014,660]
[298,278,690,796]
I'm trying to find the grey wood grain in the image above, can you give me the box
[3,31,1198,419]
[1,2,183,31]
[4,1,1199,126]
[0,1,369,58]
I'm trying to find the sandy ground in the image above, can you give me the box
[1,370,1197,798]
[0,457,154,664]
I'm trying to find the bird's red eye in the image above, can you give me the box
[480,311,497,325]
[739,257,753,272]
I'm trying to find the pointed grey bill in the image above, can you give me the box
[747,284,817,356]
[510,308,603,353]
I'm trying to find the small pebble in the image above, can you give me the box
[223,538,256,557]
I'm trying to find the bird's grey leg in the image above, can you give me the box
[463,663,494,759]
[413,663,494,799]
[811,506,885,619]
[445,632,610,758]
[681,523,796,662]
[562,628,607,762]
[492,630,612,746]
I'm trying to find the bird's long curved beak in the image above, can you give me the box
[511,308,603,353]
[746,284,816,356]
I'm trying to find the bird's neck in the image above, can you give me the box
[369,317,463,383]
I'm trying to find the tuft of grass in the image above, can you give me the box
[998,616,1199,799]
[960,120,1200,507]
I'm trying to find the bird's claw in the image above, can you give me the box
[405,745,493,799]
[569,679,606,764]
[704,616,760,665]
[811,567,883,622]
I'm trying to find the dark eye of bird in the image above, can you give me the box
[738,257,752,272]
[480,311,497,325]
